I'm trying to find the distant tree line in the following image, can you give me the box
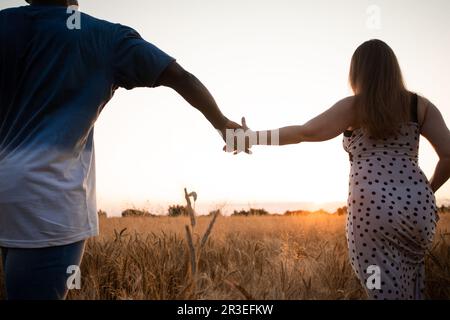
[285,206,348,216]
[118,206,221,218]
[98,210,107,218]
[121,209,156,217]
[167,205,187,217]
[335,207,348,216]
[231,208,269,216]
[97,204,449,218]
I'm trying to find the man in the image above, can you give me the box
[0,0,241,300]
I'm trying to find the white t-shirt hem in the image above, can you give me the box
[0,228,99,249]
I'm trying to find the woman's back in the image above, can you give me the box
[344,93,420,165]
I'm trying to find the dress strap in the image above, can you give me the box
[410,93,418,123]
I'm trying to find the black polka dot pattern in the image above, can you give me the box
[343,122,439,300]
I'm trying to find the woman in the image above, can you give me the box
[238,39,450,299]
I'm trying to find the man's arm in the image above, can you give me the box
[111,25,242,146]
[155,61,241,137]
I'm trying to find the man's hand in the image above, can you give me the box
[217,118,241,140]
[222,117,253,155]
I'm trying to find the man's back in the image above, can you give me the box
[1,6,112,156]
[0,4,174,248]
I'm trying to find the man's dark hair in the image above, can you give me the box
[26,0,78,5]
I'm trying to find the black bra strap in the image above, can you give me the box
[410,93,418,123]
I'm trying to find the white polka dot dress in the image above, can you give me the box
[343,94,439,300]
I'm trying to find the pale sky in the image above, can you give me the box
[2,0,450,215]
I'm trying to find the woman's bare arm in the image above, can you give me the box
[253,96,356,146]
[420,97,450,193]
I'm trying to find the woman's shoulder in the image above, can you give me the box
[414,93,436,128]
[335,96,359,130]
[336,95,356,105]
[335,96,357,116]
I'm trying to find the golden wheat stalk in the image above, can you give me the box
[200,210,219,251]
[224,279,255,300]
[184,225,197,277]
[184,188,197,228]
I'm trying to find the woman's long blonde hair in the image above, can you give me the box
[349,39,411,139]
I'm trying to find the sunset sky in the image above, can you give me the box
[2,0,450,215]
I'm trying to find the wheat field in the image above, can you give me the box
[2,211,448,300]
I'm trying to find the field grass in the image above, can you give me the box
[0,212,449,300]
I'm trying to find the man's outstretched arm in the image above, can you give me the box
[155,61,241,137]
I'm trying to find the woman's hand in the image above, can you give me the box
[223,117,254,155]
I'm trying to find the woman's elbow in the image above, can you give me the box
[299,127,327,142]
[438,136,450,160]
[282,126,307,145]
[437,144,450,160]
[439,152,450,161]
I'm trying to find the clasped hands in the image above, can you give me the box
[220,117,255,155]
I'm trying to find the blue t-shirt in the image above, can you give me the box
[0,4,175,248]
